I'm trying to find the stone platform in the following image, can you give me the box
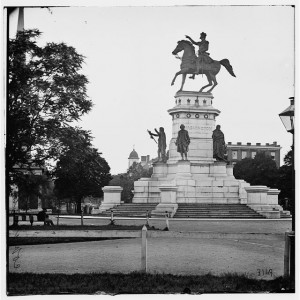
[101,91,284,219]
[133,161,248,204]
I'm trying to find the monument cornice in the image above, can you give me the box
[175,91,214,99]
[167,106,220,115]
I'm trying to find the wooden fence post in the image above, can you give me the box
[146,210,149,227]
[141,225,148,273]
[110,209,115,225]
[13,214,18,226]
[165,211,169,231]
[284,231,290,277]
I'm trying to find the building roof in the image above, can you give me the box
[128,149,139,159]
[227,142,281,150]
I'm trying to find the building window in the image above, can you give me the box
[251,152,256,159]
[242,151,247,159]
[232,151,237,159]
[271,152,275,160]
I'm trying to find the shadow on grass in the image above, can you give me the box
[8,237,131,246]
[9,224,158,231]
[8,224,158,245]
[7,271,292,295]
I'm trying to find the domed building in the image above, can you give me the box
[128,148,139,168]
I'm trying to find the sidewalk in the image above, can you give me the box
[9,215,292,234]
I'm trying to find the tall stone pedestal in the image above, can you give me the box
[99,186,123,212]
[168,91,219,163]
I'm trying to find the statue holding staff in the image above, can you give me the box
[148,127,167,162]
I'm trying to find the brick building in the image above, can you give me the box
[226,142,281,168]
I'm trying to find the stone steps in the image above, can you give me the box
[174,204,265,219]
[101,203,158,217]
[280,211,292,218]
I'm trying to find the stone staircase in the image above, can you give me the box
[280,210,292,218]
[101,203,158,217]
[100,203,290,219]
[173,203,265,219]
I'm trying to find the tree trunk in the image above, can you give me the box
[76,198,82,214]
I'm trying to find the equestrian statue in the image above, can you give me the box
[171,32,236,93]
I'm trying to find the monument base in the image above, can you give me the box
[129,91,283,218]
[133,160,247,204]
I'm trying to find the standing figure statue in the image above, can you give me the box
[185,32,214,79]
[148,127,167,162]
[175,124,190,160]
[212,125,227,162]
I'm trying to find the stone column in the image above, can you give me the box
[167,91,220,164]
[99,186,123,212]
[176,160,192,178]
[159,184,178,203]
[226,164,234,177]
[244,186,269,205]
[210,161,227,176]
[267,189,280,205]
[152,184,178,217]
[152,162,168,178]
[245,186,280,219]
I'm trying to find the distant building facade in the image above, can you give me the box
[128,148,139,168]
[226,142,281,167]
[128,149,153,170]
[9,163,45,212]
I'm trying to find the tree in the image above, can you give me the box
[109,162,153,202]
[233,152,279,188]
[54,128,112,213]
[7,29,92,190]
[13,172,48,212]
[277,150,294,208]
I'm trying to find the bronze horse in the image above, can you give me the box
[171,40,236,93]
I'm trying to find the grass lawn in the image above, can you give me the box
[7,272,292,295]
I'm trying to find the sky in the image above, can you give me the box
[7,2,296,175]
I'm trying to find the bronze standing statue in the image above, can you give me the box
[212,125,227,162]
[148,127,167,162]
[171,32,236,93]
[175,124,190,160]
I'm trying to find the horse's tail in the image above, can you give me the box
[220,59,236,77]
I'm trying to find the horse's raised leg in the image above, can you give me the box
[200,73,213,92]
[179,73,187,92]
[206,74,218,93]
[171,70,183,86]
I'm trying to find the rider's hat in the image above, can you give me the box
[200,32,207,38]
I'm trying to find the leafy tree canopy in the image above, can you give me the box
[8,29,92,185]
[54,128,112,212]
[233,152,279,188]
[109,162,153,203]
[13,171,48,211]
[277,149,294,206]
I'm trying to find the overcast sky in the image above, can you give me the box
[8,3,295,174]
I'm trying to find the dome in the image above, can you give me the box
[128,149,139,159]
